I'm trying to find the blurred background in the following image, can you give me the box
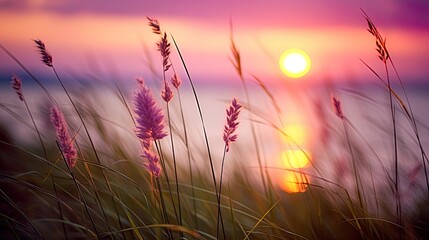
[1,0,429,83]
[1,0,429,206]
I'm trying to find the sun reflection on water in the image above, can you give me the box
[281,171,310,193]
[282,149,311,169]
[281,124,307,145]
[279,112,312,193]
[280,149,311,193]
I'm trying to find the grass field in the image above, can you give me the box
[1,13,429,240]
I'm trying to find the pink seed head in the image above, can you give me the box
[331,95,344,119]
[147,17,161,35]
[157,32,171,72]
[34,39,53,67]
[223,98,242,152]
[11,75,24,101]
[142,150,162,177]
[50,106,77,168]
[171,74,182,89]
[136,77,145,87]
[134,82,168,148]
[161,80,174,102]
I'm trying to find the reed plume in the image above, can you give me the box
[363,12,389,63]
[171,73,182,89]
[147,17,161,35]
[331,95,344,119]
[217,97,242,238]
[11,75,24,101]
[34,39,53,67]
[332,94,365,213]
[133,82,168,148]
[142,150,162,178]
[161,80,174,102]
[157,33,171,72]
[148,18,188,231]
[50,106,77,168]
[136,76,145,87]
[223,98,242,152]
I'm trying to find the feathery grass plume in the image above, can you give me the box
[147,17,161,35]
[161,80,173,102]
[229,21,270,205]
[218,97,242,238]
[142,150,162,177]
[363,11,389,63]
[11,75,24,101]
[230,34,242,80]
[157,32,171,72]
[134,82,168,148]
[11,74,68,237]
[50,106,77,168]
[34,39,53,67]
[223,98,242,152]
[171,73,182,89]
[363,10,403,227]
[332,94,364,211]
[136,76,145,87]
[331,95,344,119]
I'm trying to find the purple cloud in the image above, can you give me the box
[1,0,428,29]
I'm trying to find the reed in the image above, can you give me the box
[0,12,427,240]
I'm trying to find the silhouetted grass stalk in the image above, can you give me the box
[388,58,429,199]
[217,98,241,238]
[50,58,119,239]
[229,22,269,199]
[165,103,182,227]
[1,44,56,103]
[154,141,177,238]
[149,21,183,229]
[175,87,198,227]
[174,68,198,224]
[57,142,100,238]
[332,96,365,208]
[34,39,119,232]
[156,177,174,239]
[384,63,402,227]
[332,95,367,237]
[0,189,45,239]
[159,35,182,229]
[343,120,364,209]
[12,76,68,239]
[362,11,403,227]
[217,145,228,239]
[170,34,226,237]
[170,53,197,229]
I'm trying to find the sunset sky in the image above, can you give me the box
[1,0,429,85]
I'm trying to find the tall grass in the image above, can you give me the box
[1,12,428,240]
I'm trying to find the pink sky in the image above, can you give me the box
[1,0,428,85]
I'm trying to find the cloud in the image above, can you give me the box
[1,0,428,30]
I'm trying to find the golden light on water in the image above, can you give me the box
[280,150,311,193]
[279,113,312,193]
[279,49,311,78]
[282,124,307,145]
[281,172,309,193]
[281,150,310,169]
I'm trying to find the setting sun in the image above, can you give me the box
[279,49,311,78]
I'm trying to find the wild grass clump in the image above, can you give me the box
[0,11,428,240]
